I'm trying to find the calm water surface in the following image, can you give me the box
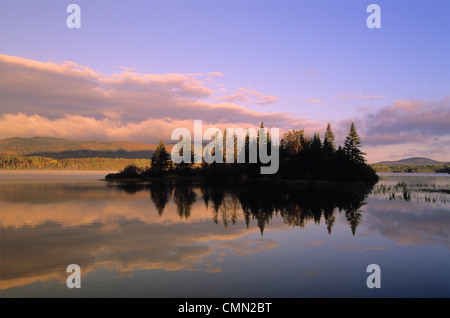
[1,171,449,297]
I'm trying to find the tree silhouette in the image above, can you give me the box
[150,181,172,216]
[324,123,336,151]
[343,123,366,164]
[345,210,362,236]
[151,140,172,173]
[174,183,196,219]
[121,164,142,178]
[106,122,377,183]
[109,177,374,235]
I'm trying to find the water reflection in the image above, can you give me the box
[1,174,449,297]
[109,180,375,235]
[361,198,450,248]
[371,182,450,204]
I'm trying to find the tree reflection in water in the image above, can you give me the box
[111,180,375,235]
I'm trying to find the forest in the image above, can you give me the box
[0,155,150,171]
[106,122,380,183]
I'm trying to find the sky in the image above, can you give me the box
[0,0,449,163]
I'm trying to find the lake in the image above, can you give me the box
[0,171,449,298]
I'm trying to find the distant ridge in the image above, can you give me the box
[375,157,449,165]
[0,137,173,159]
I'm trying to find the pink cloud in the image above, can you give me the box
[337,92,387,101]
[304,69,321,78]
[364,97,450,139]
[0,54,297,129]
[215,88,280,106]
[0,113,298,144]
[336,96,450,162]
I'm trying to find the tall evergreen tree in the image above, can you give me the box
[343,123,366,164]
[323,123,336,152]
[258,121,272,157]
[311,132,322,150]
[151,140,172,171]
[308,132,323,176]
[257,121,266,150]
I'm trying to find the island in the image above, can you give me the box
[105,122,379,184]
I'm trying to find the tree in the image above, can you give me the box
[323,123,335,153]
[241,128,258,166]
[311,132,322,152]
[257,121,273,162]
[121,164,142,178]
[343,123,366,164]
[308,132,323,176]
[280,129,305,158]
[151,140,172,172]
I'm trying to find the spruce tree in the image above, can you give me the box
[151,140,172,172]
[343,123,366,164]
[311,132,322,156]
[323,123,336,152]
[257,121,271,158]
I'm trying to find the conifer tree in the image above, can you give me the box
[257,121,271,158]
[311,132,322,151]
[323,123,336,153]
[343,123,366,164]
[151,140,172,171]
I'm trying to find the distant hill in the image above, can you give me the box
[375,157,449,165]
[0,137,174,159]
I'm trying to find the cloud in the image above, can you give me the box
[0,54,288,124]
[0,54,318,141]
[205,72,224,83]
[297,65,323,79]
[0,54,208,120]
[335,96,450,162]
[304,69,321,78]
[364,97,450,141]
[215,88,280,106]
[337,92,387,101]
[0,112,299,144]
[1,53,447,162]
